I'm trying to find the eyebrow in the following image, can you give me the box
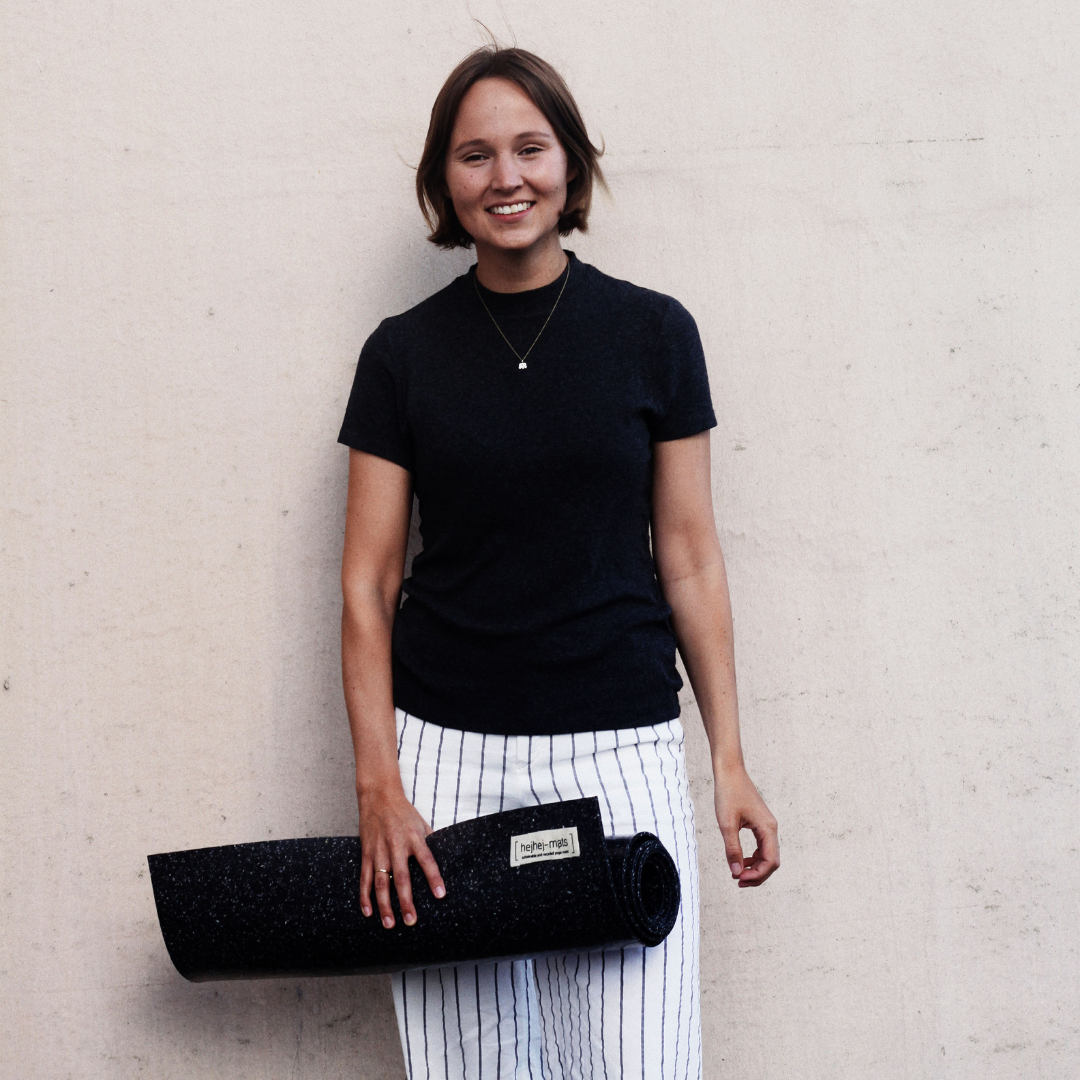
[452,131,555,153]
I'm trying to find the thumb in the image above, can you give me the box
[718,817,744,878]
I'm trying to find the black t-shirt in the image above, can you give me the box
[338,252,716,736]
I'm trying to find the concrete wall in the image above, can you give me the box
[3,2,1077,1077]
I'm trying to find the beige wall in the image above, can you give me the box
[3,2,1077,1077]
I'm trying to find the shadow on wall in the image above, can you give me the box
[135,950,406,1076]
[364,223,475,331]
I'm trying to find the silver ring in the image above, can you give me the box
[374,868,392,877]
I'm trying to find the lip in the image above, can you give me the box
[485,201,535,223]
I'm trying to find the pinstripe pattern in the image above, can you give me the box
[391,709,701,1080]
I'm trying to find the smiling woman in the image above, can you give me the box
[442,79,573,279]
[415,48,603,272]
[337,45,779,1080]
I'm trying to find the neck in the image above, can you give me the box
[473,233,568,293]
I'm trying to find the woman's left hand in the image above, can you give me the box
[713,761,780,888]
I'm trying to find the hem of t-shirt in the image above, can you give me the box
[337,427,413,472]
[391,685,682,738]
[651,414,718,443]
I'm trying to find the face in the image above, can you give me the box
[444,77,575,257]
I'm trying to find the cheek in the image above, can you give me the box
[445,170,481,210]
[548,156,571,195]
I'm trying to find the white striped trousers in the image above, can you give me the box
[391,708,702,1080]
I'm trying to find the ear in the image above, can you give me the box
[566,161,579,183]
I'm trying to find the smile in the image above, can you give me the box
[487,202,535,216]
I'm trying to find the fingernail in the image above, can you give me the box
[361,905,371,917]
[435,885,446,898]
[730,862,742,877]
[383,916,394,929]
[404,912,416,926]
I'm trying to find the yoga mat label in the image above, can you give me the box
[510,826,581,867]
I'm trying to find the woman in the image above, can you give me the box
[339,46,778,1080]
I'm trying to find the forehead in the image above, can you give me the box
[450,77,554,142]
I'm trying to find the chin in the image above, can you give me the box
[494,234,546,251]
[478,223,561,254]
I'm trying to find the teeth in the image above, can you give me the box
[489,202,533,215]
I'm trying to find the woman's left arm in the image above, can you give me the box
[652,430,780,887]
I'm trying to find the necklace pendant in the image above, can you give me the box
[474,259,569,375]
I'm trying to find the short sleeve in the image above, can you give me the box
[648,299,717,442]
[337,321,414,472]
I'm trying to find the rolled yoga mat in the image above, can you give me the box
[148,796,681,981]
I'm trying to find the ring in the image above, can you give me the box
[375,868,392,877]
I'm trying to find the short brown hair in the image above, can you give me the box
[416,47,605,249]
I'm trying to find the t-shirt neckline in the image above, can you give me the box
[469,251,579,319]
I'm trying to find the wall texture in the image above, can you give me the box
[2,2,1077,1077]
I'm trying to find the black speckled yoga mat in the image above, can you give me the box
[148,797,680,981]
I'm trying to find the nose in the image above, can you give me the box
[491,150,522,192]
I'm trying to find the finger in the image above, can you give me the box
[359,856,374,918]
[737,845,767,885]
[738,855,775,886]
[412,839,446,900]
[759,824,780,874]
[738,829,780,887]
[392,851,418,927]
[373,852,396,928]
[751,816,780,874]
[717,817,744,878]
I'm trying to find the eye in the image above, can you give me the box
[519,145,544,157]
[462,152,487,163]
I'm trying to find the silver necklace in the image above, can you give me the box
[472,259,570,370]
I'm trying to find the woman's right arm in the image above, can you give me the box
[341,448,446,928]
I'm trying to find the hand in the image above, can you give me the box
[357,782,446,928]
[713,761,779,888]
